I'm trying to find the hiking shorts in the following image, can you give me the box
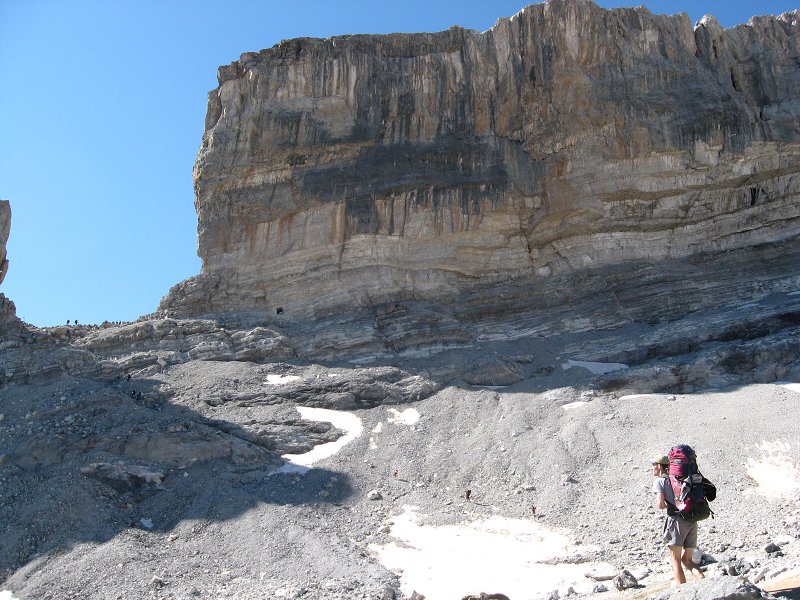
[663,516,698,548]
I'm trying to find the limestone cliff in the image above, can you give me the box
[160,0,800,324]
[0,199,17,326]
[0,199,10,287]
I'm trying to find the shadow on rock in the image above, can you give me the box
[0,373,357,580]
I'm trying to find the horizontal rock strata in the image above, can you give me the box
[160,0,800,327]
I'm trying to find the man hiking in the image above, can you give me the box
[651,453,706,585]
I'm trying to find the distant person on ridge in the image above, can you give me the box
[652,449,709,585]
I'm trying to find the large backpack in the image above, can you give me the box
[667,445,715,521]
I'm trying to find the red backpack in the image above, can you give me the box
[667,445,715,521]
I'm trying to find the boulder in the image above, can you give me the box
[612,569,638,591]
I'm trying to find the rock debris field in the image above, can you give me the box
[2,340,800,600]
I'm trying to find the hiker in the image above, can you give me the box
[652,451,706,585]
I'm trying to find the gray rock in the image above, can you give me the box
[612,569,638,591]
[0,199,9,286]
[649,576,776,600]
[381,587,397,600]
[462,358,526,387]
[81,462,165,500]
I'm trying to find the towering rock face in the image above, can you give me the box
[161,0,800,323]
[0,200,10,286]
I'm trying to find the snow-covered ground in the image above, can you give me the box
[269,407,364,475]
[387,407,420,425]
[371,506,607,600]
[271,389,799,599]
[746,440,800,499]
[260,403,620,599]
[264,374,302,385]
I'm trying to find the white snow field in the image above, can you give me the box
[268,407,364,475]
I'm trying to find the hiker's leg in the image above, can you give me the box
[680,522,704,579]
[682,548,704,580]
[668,545,686,584]
[663,518,686,584]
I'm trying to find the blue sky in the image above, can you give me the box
[1,1,796,326]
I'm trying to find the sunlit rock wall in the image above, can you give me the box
[161,0,800,321]
[0,200,10,287]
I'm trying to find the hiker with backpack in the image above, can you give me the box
[652,445,716,585]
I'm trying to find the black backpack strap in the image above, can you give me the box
[665,499,679,517]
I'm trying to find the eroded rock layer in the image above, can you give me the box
[160,0,800,322]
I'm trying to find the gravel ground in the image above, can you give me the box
[1,349,800,600]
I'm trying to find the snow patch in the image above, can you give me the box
[561,359,628,375]
[0,592,20,600]
[369,422,382,449]
[777,382,800,394]
[371,506,606,600]
[265,374,301,385]
[562,401,589,411]
[269,407,363,476]
[387,407,420,426]
[746,441,799,498]
[618,393,660,401]
[697,14,719,29]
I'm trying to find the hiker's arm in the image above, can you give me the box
[655,491,666,510]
